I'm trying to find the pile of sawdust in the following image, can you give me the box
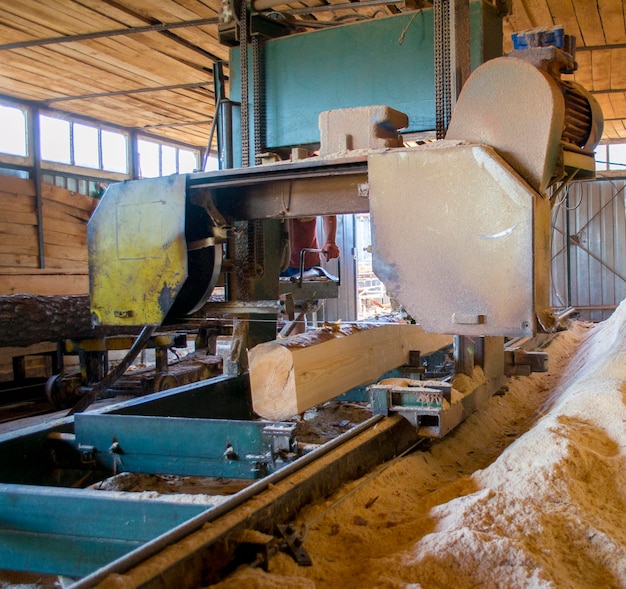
[209,299,626,588]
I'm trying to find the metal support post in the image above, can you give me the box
[454,335,474,377]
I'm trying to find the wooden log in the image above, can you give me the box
[248,323,453,420]
[0,293,221,349]
[0,294,93,347]
[0,294,145,347]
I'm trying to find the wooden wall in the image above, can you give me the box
[0,176,97,296]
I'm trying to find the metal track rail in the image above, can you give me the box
[73,414,420,588]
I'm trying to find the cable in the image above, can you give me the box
[398,10,421,45]
[202,97,224,170]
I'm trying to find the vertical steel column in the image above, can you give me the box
[454,335,474,377]
[434,0,451,139]
[31,107,46,268]
[214,61,234,170]
[451,0,470,102]
[565,191,572,306]
[129,130,140,179]
[220,101,234,170]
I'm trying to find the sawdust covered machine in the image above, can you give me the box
[88,26,602,341]
[0,15,605,587]
[77,23,604,434]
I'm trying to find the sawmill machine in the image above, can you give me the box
[88,24,602,344]
[0,15,605,586]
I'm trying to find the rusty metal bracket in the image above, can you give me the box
[277,523,312,566]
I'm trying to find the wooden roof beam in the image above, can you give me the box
[0,17,219,51]
[282,0,405,16]
[99,0,223,63]
[577,43,626,51]
[43,82,215,104]
[141,119,213,130]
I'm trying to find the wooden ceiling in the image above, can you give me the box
[0,0,624,150]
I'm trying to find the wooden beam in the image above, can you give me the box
[44,82,214,104]
[248,323,452,420]
[0,17,218,51]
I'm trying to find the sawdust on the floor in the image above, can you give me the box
[208,299,626,589]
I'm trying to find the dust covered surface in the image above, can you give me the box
[293,403,372,444]
[208,300,626,589]
[90,472,250,501]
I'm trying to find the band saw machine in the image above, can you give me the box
[89,29,601,341]
[0,24,604,586]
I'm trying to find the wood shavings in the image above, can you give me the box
[209,299,626,588]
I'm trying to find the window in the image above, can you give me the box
[180,149,200,173]
[162,145,177,176]
[4,105,200,179]
[0,104,27,156]
[102,130,127,173]
[40,115,71,163]
[354,213,391,319]
[608,143,626,171]
[596,143,626,172]
[73,123,99,168]
[138,139,200,178]
[138,139,160,178]
[595,144,608,172]
[39,113,128,173]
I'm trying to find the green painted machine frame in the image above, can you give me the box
[230,3,502,165]
[73,413,297,479]
[0,374,282,579]
[0,483,211,578]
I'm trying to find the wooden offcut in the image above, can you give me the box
[248,323,452,420]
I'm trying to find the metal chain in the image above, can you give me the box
[434,0,451,139]
[443,0,452,132]
[434,0,443,139]
[252,35,264,166]
[240,0,249,167]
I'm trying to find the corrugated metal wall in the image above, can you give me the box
[551,178,626,322]
[317,215,357,323]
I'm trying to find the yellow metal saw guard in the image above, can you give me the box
[88,175,188,326]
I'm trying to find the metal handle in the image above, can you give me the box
[297,248,341,287]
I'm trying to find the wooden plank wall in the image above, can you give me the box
[0,176,97,295]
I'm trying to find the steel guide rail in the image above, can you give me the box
[0,332,549,585]
[0,373,420,587]
[72,413,392,588]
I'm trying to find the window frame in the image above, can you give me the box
[0,99,32,167]
[38,111,130,176]
[136,134,201,178]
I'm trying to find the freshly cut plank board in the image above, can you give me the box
[248,323,452,420]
